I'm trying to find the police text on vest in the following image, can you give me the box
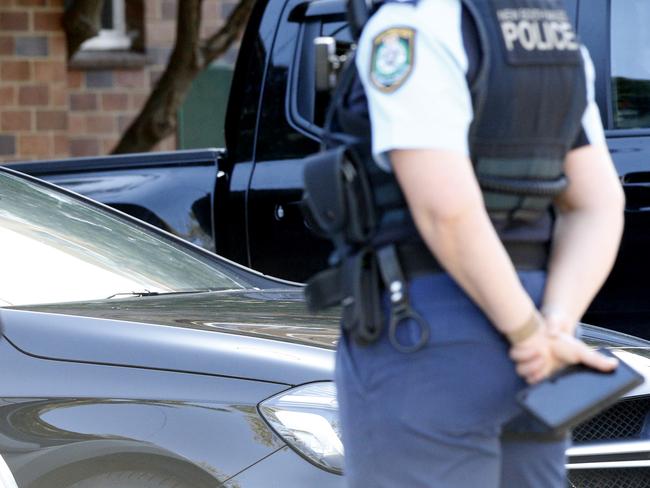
[497,8,579,52]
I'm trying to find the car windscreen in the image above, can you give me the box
[0,171,247,306]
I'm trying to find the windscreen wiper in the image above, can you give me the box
[106,290,161,299]
[105,289,218,299]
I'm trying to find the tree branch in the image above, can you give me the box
[62,0,105,59]
[113,0,255,154]
[202,0,256,65]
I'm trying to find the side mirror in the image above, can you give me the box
[314,37,350,92]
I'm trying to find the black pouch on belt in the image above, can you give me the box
[302,147,348,240]
[302,145,376,244]
[341,248,383,345]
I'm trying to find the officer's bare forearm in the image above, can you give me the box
[391,149,536,335]
[543,144,625,328]
[543,209,623,328]
[543,145,625,328]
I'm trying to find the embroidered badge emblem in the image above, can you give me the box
[370,27,415,92]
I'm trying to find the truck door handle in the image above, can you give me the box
[274,204,286,220]
[274,200,305,220]
[277,200,316,230]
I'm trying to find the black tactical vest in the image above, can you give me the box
[330,0,587,248]
[302,0,588,346]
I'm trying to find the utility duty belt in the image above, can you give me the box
[305,239,548,352]
[302,145,551,352]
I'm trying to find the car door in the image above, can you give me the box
[578,0,650,337]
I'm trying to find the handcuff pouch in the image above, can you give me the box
[341,248,383,345]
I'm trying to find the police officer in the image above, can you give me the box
[303,0,625,486]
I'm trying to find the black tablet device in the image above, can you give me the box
[516,349,644,434]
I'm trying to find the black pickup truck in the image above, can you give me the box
[6,0,650,338]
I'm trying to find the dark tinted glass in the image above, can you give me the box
[611,0,650,129]
[64,0,114,29]
[102,0,114,29]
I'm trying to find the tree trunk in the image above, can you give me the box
[63,0,105,59]
[113,0,255,154]
[113,0,203,154]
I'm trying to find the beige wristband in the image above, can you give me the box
[506,311,541,345]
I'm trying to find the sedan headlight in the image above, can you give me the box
[258,382,343,474]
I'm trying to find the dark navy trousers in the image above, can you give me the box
[335,271,568,487]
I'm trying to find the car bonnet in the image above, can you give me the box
[4,289,650,389]
[0,289,338,385]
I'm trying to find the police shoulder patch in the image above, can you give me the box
[370,27,415,93]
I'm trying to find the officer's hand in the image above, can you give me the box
[509,326,555,384]
[548,332,619,373]
[512,330,619,384]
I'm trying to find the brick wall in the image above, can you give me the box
[0,0,230,163]
[0,0,68,161]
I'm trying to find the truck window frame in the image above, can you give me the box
[286,0,349,140]
[288,19,321,137]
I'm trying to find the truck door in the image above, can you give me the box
[216,0,286,268]
[579,0,650,338]
[246,0,349,282]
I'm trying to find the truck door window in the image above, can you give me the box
[291,18,352,133]
[611,0,650,129]
[314,21,353,126]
